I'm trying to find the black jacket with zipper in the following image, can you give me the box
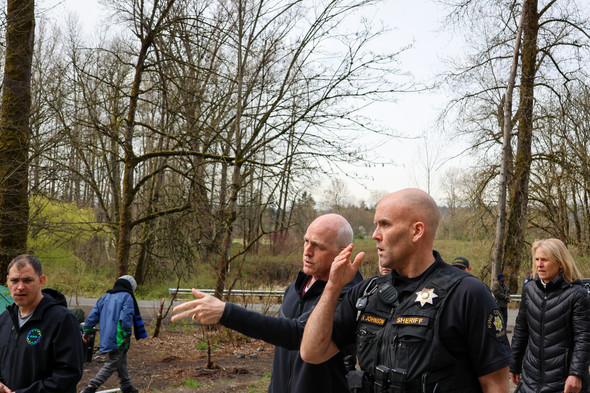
[0,291,84,393]
[510,275,590,392]
[220,270,362,393]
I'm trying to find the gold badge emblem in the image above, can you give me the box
[486,309,506,340]
[415,288,438,306]
[493,315,503,332]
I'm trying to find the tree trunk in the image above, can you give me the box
[491,0,527,288]
[116,0,176,277]
[0,0,35,277]
[214,162,241,299]
[214,0,244,299]
[503,0,539,293]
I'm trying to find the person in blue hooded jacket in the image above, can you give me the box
[81,275,147,393]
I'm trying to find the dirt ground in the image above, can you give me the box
[77,329,275,393]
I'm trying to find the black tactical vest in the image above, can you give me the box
[353,264,482,393]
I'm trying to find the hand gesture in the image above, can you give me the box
[171,289,226,324]
[328,244,365,290]
[0,381,13,393]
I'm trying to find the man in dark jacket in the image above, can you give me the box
[492,273,510,323]
[172,214,362,393]
[301,189,513,393]
[0,254,84,393]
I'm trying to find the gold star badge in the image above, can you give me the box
[415,288,438,306]
[493,315,503,332]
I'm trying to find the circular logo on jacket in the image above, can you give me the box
[26,328,42,345]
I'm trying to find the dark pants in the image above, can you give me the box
[499,307,508,326]
[88,347,133,390]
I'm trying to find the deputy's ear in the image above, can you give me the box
[39,275,47,286]
[411,221,425,242]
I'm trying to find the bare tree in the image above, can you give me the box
[28,0,408,293]
[491,0,527,286]
[153,0,407,296]
[441,0,590,290]
[527,84,590,247]
[411,130,446,195]
[500,0,539,292]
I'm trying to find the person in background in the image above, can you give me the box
[81,275,147,393]
[452,256,495,294]
[0,254,83,393]
[172,214,363,393]
[300,188,513,393]
[522,270,534,288]
[452,256,472,274]
[492,273,510,324]
[510,239,590,393]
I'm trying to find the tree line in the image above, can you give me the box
[0,0,406,294]
[0,0,589,296]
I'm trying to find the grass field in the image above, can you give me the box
[37,236,590,300]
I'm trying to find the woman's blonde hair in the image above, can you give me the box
[531,238,581,283]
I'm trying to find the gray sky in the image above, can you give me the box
[336,0,467,205]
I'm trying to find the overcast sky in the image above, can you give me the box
[333,0,468,205]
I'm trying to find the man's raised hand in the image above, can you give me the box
[328,244,365,290]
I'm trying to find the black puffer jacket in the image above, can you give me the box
[510,275,590,393]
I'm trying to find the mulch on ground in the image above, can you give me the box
[77,329,274,392]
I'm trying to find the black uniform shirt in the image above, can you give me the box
[333,252,513,378]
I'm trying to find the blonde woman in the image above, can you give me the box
[510,239,590,393]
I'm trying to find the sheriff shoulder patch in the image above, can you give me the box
[486,309,506,341]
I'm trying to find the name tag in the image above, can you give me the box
[359,314,386,326]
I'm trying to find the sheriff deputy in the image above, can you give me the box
[301,188,513,393]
